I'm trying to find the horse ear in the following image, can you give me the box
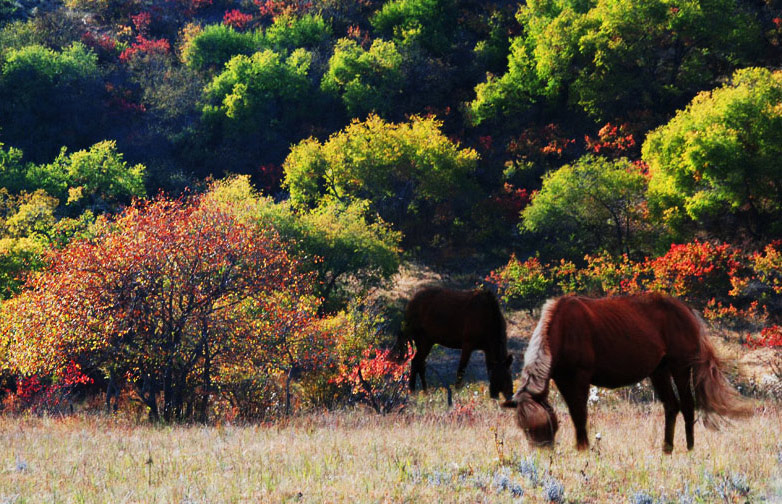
[500,399,517,409]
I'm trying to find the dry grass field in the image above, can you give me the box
[1,388,780,504]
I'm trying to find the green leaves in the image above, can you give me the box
[181,24,261,72]
[0,43,104,161]
[469,0,762,124]
[643,67,782,238]
[283,115,479,245]
[322,38,404,118]
[202,48,313,134]
[521,155,647,255]
[205,176,401,312]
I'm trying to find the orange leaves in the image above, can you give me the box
[488,240,779,329]
[2,190,319,420]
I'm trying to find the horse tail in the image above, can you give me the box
[691,315,753,429]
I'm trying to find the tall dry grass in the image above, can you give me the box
[1,388,780,503]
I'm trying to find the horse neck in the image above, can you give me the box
[520,298,557,397]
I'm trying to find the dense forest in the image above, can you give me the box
[0,0,781,421]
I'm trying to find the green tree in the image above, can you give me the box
[643,67,782,239]
[0,43,104,161]
[321,38,404,118]
[284,114,479,245]
[521,155,648,256]
[26,140,146,212]
[206,176,401,312]
[370,0,456,54]
[202,48,313,137]
[264,13,331,52]
[469,0,762,124]
[181,24,261,73]
[0,143,28,193]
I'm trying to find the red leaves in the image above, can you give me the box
[488,239,772,325]
[119,35,171,63]
[585,122,636,157]
[333,348,409,414]
[254,0,313,19]
[746,325,782,348]
[223,9,254,30]
[131,12,152,33]
[492,183,531,223]
[508,124,575,161]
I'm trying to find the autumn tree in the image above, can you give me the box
[1,192,319,422]
[643,67,782,240]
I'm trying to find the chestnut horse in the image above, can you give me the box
[502,293,752,452]
[396,287,513,399]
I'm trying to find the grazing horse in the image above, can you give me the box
[501,293,752,453]
[396,287,513,399]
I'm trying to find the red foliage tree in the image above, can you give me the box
[1,192,318,422]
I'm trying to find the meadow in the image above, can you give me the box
[1,386,780,503]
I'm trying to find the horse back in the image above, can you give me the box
[405,287,506,351]
[549,294,699,388]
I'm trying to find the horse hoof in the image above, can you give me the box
[663,443,674,454]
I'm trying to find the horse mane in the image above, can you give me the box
[518,298,558,396]
[476,288,508,361]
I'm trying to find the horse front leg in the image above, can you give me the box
[410,341,432,392]
[554,373,591,450]
[650,368,681,454]
[456,345,473,389]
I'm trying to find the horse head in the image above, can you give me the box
[501,391,558,447]
[488,354,514,400]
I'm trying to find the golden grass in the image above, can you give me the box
[1,391,780,503]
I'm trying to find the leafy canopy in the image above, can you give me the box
[181,15,329,73]
[321,38,404,118]
[370,0,456,54]
[202,48,313,135]
[0,43,104,161]
[26,140,146,211]
[283,114,479,244]
[181,24,261,72]
[206,176,401,312]
[469,0,762,124]
[521,155,647,256]
[643,67,782,238]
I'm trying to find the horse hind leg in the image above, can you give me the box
[650,368,681,454]
[672,367,695,450]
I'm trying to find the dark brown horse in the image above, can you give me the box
[396,287,513,399]
[502,293,752,453]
